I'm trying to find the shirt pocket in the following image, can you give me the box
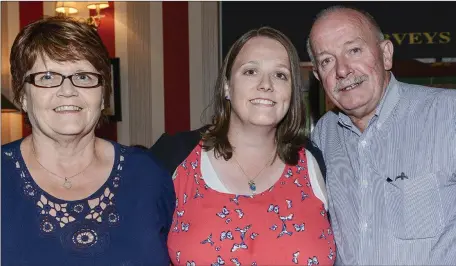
[384,173,444,240]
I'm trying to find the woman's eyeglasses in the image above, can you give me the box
[25,71,103,88]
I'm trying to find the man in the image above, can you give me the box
[308,5,456,265]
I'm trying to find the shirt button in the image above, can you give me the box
[361,179,368,188]
[360,140,367,147]
[361,222,368,230]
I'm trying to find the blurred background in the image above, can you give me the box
[2,1,455,146]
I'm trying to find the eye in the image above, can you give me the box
[275,72,289,81]
[39,73,55,81]
[349,47,361,54]
[320,58,331,67]
[243,69,256,76]
[72,73,100,87]
[75,73,92,81]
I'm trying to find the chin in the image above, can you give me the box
[338,98,369,112]
[52,125,87,136]
[248,118,279,127]
[54,131,85,136]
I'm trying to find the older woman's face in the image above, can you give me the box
[22,55,104,137]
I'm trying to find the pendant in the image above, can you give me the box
[248,180,256,192]
[63,178,72,189]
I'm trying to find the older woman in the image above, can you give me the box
[1,16,174,265]
[151,27,335,265]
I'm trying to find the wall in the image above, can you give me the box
[1,112,22,144]
[124,1,219,147]
[1,1,219,147]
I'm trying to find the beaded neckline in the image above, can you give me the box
[11,139,121,204]
[3,139,127,254]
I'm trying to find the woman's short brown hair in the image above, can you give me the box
[202,26,307,165]
[10,16,111,112]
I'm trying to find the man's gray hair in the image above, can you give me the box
[306,5,385,64]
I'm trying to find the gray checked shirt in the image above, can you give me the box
[311,74,456,265]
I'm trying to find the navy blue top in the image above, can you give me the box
[1,139,175,266]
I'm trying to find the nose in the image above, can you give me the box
[335,58,353,79]
[57,78,78,97]
[257,74,274,92]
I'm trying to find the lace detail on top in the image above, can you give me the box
[3,143,126,255]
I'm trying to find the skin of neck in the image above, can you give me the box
[227,118,277,162]
[30,131,98,171]
[350,114,373,132]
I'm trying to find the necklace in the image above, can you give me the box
[31,141,94,189]
[232,151,275,193]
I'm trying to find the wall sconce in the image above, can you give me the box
[87,2,109,28]
[54,1,109,28]
[55,2,79,16]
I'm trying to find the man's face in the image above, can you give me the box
[310,10,394,123]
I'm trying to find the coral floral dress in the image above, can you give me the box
[168,143,335,265]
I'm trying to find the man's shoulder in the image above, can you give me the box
[398,81,456,101]
[314,111,339,132]
[397,81,456,116]
[311,111,340,150]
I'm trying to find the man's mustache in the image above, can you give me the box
[333,75,368,93]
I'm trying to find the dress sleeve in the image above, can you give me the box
[305,149,328,211]
[142,151,176,264]
[305,137,326,182]
[154,157,176,240]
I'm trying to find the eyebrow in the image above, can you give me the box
[276,63,291,69]
[74,69,96,72]
[241,60,259,67]
[315,37,364,58]
[240,61,290,69]
[343,37,363,47]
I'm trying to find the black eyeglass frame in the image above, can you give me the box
[24,71,104,88]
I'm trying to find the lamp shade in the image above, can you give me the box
[55,1,78,14]
[87,2,109,10]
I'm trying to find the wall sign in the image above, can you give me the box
[221,2,455,61]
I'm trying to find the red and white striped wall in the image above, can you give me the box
[2,1,219,146]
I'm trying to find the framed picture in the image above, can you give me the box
[104,58,122,121]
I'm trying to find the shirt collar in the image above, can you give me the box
[375,73,401,128]
[337,72,401,131]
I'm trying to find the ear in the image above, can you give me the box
[223,80,231,100]
[380,39,394,71]
[312,67,321,82]
[20,94,27,113]
[101,97,105,110]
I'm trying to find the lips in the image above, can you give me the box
[340,81,363,92]
[249,98,276,106]
[53,105,83,112]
